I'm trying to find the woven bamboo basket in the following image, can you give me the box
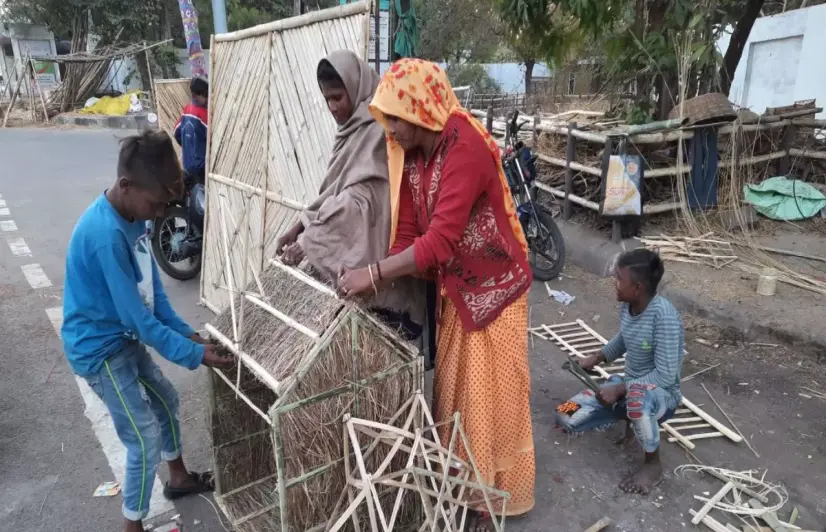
[207,260,423,532]
[669,92,736,126]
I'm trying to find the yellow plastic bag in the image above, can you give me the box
[78,90,139,116]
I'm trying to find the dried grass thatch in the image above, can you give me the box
[207,262,423,532]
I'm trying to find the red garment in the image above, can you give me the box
[390,115,532,331]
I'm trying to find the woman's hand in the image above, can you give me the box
[338,266,375,298]
[281,242,305,266]
[275,223,303,255]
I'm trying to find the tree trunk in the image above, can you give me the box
[719,0,766,95]
[524,59,535,95]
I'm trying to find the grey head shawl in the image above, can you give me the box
[299,51,423,322]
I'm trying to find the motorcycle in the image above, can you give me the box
[501,110,566,281]
[148,176,205,281]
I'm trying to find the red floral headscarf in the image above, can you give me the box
[369,59,526,253]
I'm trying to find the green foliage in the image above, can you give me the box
[151,43,181,78]
[446,63,501,94]
[415,0,501,62]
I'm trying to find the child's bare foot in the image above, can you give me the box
[619,449,663,494]
[619,462,662,494]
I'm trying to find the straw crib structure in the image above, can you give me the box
[199,1,372,313]
[207,260,423,531]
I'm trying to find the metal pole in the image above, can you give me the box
[212,0,228,34]
[374,0,381,71]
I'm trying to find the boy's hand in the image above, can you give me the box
[597,382,626,406]
[202,344,235,370]
[579,354,603,371]
[190,333,208,345]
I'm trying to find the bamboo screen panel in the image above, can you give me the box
[152,78,190,159]
[201,2,371,312]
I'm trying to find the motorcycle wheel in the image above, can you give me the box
[523,204,566,282]
[151,205,202,281]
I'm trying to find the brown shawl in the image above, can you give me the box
[300,50,423,322]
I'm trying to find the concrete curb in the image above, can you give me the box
[53,113,158,130]
[556,220,826,352]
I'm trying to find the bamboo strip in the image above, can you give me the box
[662,423,696,450]
[205,323,281,393]
[680,397,743,442]
[218,195,239,342]
[691,482,734,525]
[688,510,731,532]
[244,293,320,339]
[663,416,704,424]
[659,422,711,432]
[268,258,337,297]
[668,431,724,442]
[216,1,370,41]
[211,367,273,426]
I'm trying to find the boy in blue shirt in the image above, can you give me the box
[62,131,233,532]
[554,249,684,495]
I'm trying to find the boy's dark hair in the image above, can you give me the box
[616,248,665,294]
[317,59,345,90]
[117,131,182,195]
[190,77,209,97]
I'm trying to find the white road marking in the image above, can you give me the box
[46,307,173,519]
[0,199,6,207]
[45,307,63,337]
[0,220,18,232]
[21,264,52,289]
[0,208,9,216]
[7,237,31,256]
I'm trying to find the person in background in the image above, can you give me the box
[338,59,536,531]
[275,50,424,339]
[554,248,685,495]
[173,77,208,185]
[61,131,234,532]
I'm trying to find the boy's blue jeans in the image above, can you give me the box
[84,341,182,521]
[554,376,679,453]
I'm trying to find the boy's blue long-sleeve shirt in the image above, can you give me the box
[602,295,685,400]
[62,194,205,377]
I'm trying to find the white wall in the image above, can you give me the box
[720,5,826,118]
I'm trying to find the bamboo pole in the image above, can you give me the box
[537,153,602,177]
[244,293,320,339]
[211,367,273,426]
[205,323,282,393]
[216,1,371,42]
[269,258,337,297]
[29,59,49,122]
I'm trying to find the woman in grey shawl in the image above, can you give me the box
[276,50,424,338]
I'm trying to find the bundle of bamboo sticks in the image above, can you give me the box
[638,232,738,269]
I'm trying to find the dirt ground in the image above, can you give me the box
[518,265,826,532]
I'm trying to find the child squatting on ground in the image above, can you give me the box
[61,130,234,532]
[554,248,685,495]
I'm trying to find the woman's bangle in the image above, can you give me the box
[375,261,383,281]
[367,264,378,295]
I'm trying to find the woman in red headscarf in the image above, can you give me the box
[338,59,536,526]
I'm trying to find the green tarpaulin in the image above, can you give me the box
[743,176,826,221]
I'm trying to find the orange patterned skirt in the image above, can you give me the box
[433,293,535,516]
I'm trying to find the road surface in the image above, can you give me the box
[1,128,824,532]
